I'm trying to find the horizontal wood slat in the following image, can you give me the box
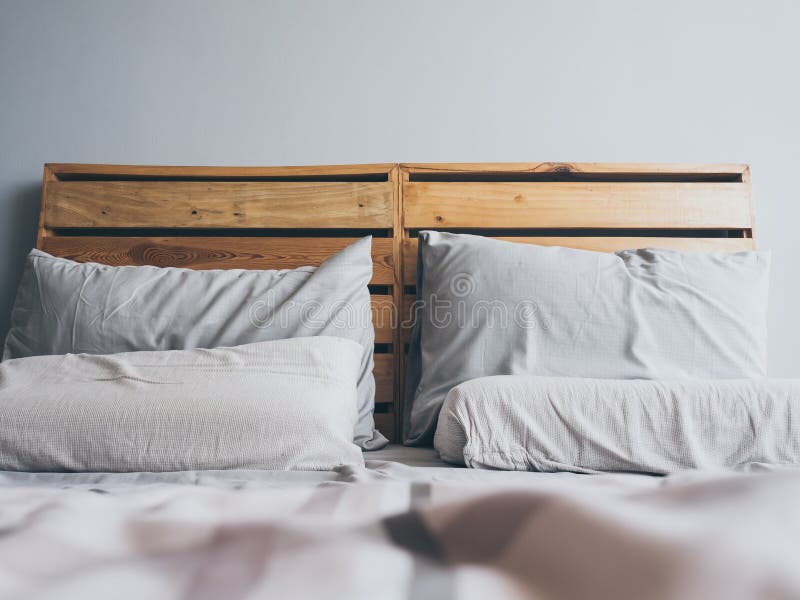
[401,236,756,284]
[41,236,394,285]
[403,182,752,229]
[47,163,396,178]
[44,181,393,229]
[401,162,748,177]
[371,295,395,344]
[373,354,393,406]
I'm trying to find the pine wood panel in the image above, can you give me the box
[41,236,394,285]
[401,162,748,177]
[37,165,57,246]
[46,163,396,178]
[373,354,393,406]
[403,182,752,229]
[38,164,400,438]
[371,295,394,344]
[401,236,756,284]
[389,166,406,438]
[44,180,393,229]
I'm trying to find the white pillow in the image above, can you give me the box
[435,375,800,473]
[4,238,385,450]
[405,232,771,445]
[0,337,364,472]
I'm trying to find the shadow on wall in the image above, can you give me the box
[0,182,42,343]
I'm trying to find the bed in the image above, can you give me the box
[4,162,794,600]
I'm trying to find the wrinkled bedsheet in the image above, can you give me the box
[1,456,800,600]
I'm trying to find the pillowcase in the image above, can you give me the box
[3,238,386,450]
[406,232,771,445]
[0,337,364,472]
[435,375,800,473]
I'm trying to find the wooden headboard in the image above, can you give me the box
[37,162,755,442]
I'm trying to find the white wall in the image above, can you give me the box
[1,0,798,374]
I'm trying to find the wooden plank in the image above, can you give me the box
[401,236,757,284]
[403,182,752,229]
[41,236,394,285]
[401,162,748,176]
[373,354,394,406]
[372,295,394,344]
[390,165,406,440]
[743,166,757,245]
[373,412,395,441]
[47,163,395,178]
[36,165,57,247]
[44,180,393,229]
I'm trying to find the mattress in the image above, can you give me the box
[0,445,662,493]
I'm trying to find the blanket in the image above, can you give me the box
[1,464,799,599]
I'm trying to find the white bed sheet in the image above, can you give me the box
[0,444,663,495]
[3,450,799,599]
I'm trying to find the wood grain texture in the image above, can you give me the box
[36,165,57,247]
[373,354,394,406]
[371,295,395,344]
[38,163,400,439]
[403,182,752,229]
[47,163,395,178]
[44,181,393,229]
[41,236,394,285]
[401,236,756,283]
[401,162,748,176]
[390,165,406,438]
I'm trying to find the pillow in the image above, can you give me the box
[434,375,800,473]
[405,232,771,445]
[0,337,364,472]
[3,238,386,450]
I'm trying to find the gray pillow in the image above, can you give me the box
[4,237,386,450]
[434,375,800,473]
[0,338,365,472]
[405,232,771,445]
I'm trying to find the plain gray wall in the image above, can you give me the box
[1,0,798,374]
